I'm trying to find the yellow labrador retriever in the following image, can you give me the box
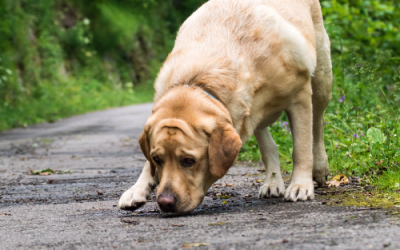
[119,0,332,213]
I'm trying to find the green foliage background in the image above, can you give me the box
[0,0,202,129]
[0,0,399,189]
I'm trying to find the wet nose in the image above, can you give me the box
[157,193,177,212]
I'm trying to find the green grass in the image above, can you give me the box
[0,79,154,131]
[239,52,400,192]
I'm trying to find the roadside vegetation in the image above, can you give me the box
[0,1,399,192]
[240,1,400,193]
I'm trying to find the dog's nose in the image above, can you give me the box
[157,193,177,212]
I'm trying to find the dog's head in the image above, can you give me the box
[139,87,242,213]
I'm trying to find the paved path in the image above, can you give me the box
[0,103,399,250]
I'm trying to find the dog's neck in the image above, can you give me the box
[183,84,218,101]
[153,49,255,142]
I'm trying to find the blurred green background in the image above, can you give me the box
[0,0,202,129]
[0,0,399,189]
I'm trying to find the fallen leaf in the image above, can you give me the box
[330,174,349,182]
[208,222,225,226]
[326,174,349,187]
[257,169,266,173]
[56,170,73,175]
[256,179,263,183]
[326,179,340,187]
[182,243,210,249]
[222,200,228,205]
[172,224,185,227]
[97,191,104,195]
[30,168,54,175]
[221,194,231,199]
[226,183,234,187]
[216,193,222,196]
[244,194,252,197]
[93,207,101,210]
[0,212,11,216]
[120,218,139,225]
[148,208,160,213]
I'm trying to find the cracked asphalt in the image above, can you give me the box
[0,103,399,250]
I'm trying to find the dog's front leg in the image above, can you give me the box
[284,90,315,201]
[118,161,158,210]
[255,127,285,198]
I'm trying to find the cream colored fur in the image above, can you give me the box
[119,0,332,211]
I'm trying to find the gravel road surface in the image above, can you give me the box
[0,103,399,250]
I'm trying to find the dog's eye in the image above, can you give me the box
[153,156,162,165]
[181,158,195,168]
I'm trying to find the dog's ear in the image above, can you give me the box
[139,127,156,176]
[208,122,242,179]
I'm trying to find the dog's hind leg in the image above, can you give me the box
[311,29,332,187]
[118,161,159,210]
[256,126,285,198]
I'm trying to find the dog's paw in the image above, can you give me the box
[118,186,148,211]
[259,182,285,198]
[313,161,330,187]
[284,180,314,202]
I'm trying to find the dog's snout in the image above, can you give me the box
[157,193,177,212]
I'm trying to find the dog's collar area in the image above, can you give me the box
[183,85,217,100]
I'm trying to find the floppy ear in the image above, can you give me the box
[139,128,156,176]
[208,123,242,179]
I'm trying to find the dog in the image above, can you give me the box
[118,0,332,213]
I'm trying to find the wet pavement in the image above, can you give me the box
[0,103,399,250]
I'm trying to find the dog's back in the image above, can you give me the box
[154,0,331,140]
